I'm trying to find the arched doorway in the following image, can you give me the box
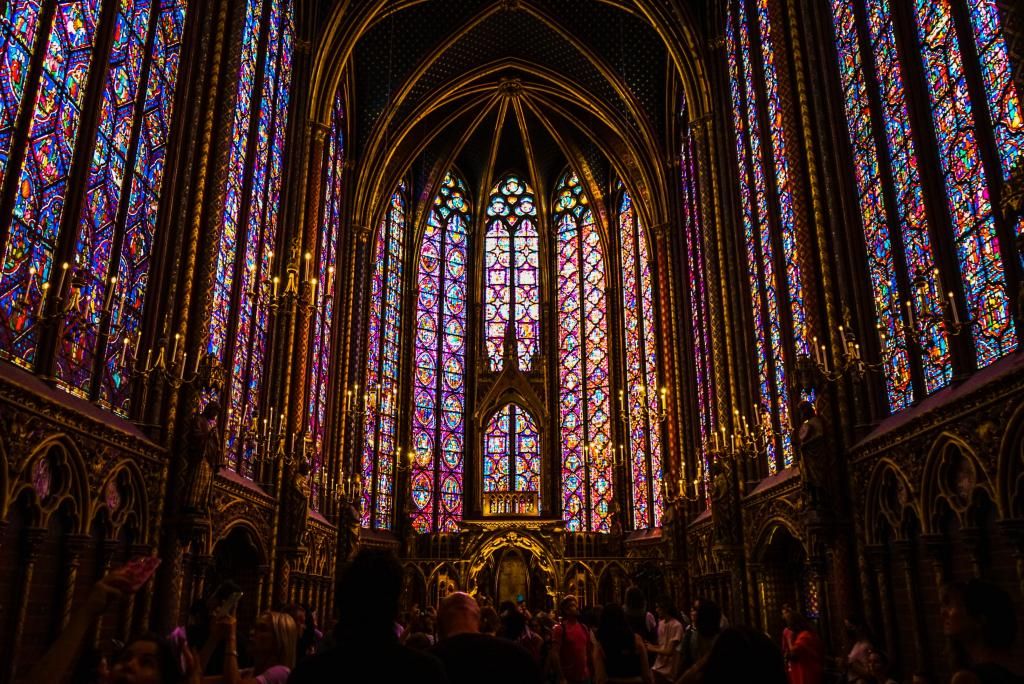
[755,524,810,639]
[466,531,557,611]
[497,548,529,604]
[210,526,265,631]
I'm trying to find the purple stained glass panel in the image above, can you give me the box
[411,172,468,533]
[556,171,612,533]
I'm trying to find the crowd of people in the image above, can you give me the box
[28,548,1022,684]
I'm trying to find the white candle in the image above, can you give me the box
[170,333,180,361]
[948,291,960,325]
[144,348,152,370]
[179,351,187,379]
[23,266,36,304]
[120,337,129,367]
[327,266,335,296]
[37,282,50,316]
[57,262,69,295]
[905,300,915,331]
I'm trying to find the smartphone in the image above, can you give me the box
[121,556,162,591]
[216,591,243,617]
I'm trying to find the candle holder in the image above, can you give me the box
[800,309,898,387]
[906,269,971,339]
[709,404,785,463]
[261,250,331,317]
[668,472,703,503]
[129,339,220,391]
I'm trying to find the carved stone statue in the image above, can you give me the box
[282,462,310,548]
[338,493,361,561]
[181,402,222,514]
[794,399,829,510]
[709,459,737,545]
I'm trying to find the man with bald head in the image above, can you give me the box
[431,592,541,684]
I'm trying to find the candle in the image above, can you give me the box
[57,262,69,295]
[948,291,960,325]
[272,276,280,298]
[310,277,318,303]
[116,286,125,323]
[303,251,312,281]
[23,266,36,304]
[267,251,274,275]
[820,344,830,373]
[144,348,152,371]
[120,337,129,367]
[327,266,335,296]
[905,299,915,331]
[170,333,180,361]
[103,276,116,312]
[712,431,719,451]
[180,351,188,379]
[37,282,49,315]
[194,352,202,375]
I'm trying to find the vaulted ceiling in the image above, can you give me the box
[312,0,711,231]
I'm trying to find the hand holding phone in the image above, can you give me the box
[215,591,243,618]
[121,556,162,592]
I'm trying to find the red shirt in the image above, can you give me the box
[787,630,825,684]
[553,620,590,681]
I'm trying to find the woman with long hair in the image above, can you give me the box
[207,611,298,684]
[593,603,653,684]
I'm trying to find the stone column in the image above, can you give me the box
[8,528,45,683]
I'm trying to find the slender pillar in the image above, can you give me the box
[7,528,45,683]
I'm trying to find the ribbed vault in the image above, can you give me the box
[311,0,710,230]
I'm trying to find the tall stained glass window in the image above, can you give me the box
[0,0,46,189]
[913,0,1016,366]
[726,0,792,471]
[483,403,540,493]
[555,171,613,533]
[825,0,1018,410]
[0,0,103,368]
[0,0,189,413]
[827,0,947,409]
[484,175,539,371]
[680,104,714,503]
[618,189,663,529]
[410,172,469,533]
[307,93,344,510]
[207,0,294,476]
[361,185,406,530]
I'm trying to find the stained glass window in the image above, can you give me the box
[555,171,612,533]
[307,92,344,511]
[483,403,540,493]
[828,0,945,410]
[484,175,539,371]
[913,0,1016,366]
[967,0,1023,184]
[0,0,103,368]
[618,190,663,529]
[0,0,188,411]
[361,185,406,530]
[0,0,46,189]
[411,172,469,533]
[727,0,791,471]
[680,105,714,504]
[206,0,294,475]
